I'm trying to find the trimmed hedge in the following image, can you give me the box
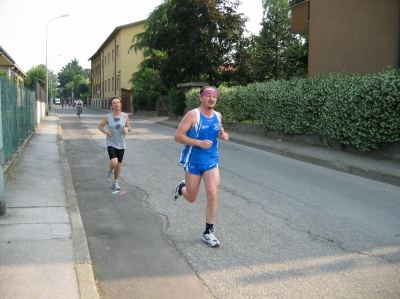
[185,69,400,151]
[169,89,186,116]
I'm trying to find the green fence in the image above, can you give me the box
[0,76,36,165]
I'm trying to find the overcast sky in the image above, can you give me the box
[0,0,264,74]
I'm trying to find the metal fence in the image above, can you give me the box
[0,76,36,165]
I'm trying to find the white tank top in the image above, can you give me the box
[106,112,127,149]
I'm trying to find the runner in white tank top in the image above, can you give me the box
[98,97,131,190]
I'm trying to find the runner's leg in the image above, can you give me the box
[202,167,220,224]
[181,171,201,202]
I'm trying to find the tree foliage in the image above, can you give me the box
[158,0,247,88]
[250,0,308,81]
[73,74,87,98]
[48,70,58,99]
[130,67,164,108]
[25,65,46,89]
[129,1,171,71]
[128,0,309,107]
[58,59,84,98]
[131,0,248,90]
[65,81,73,100]
[223,35,257,86]
[82,68,91,81]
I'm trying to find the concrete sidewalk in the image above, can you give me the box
[0,110,98,299]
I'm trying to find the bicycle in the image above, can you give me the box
[77,106,83,118]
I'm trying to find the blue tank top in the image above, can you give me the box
[179,108,221,165]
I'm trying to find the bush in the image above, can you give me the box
[82,92,90,105]
[169,89,186,116]
[184,69,400,150]
[132,91,157,110]
[185,86,249,123]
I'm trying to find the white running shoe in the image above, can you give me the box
[107,170,113,183]
[203,228,220,247]
[172,180,185,200]
[113,181,121,190]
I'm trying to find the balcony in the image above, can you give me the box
[289,0,309,35]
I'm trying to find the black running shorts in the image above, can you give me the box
[107,146,125,163]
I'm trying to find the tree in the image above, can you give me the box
[65,81,74,100]
[82,68,91,81]
[58,59,84,98]
[129,0,175,108]
[130,67,164,108]
[48,70,59,100]
[131,0,248,89]
[252,0,308,81]
[224,35,257,86]
[129,0,171,71]
[25,65,46,89]
[73,74,87,99]
[158,0,247,88]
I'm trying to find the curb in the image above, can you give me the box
[56,113,99,299]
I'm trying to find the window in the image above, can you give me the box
[112,49,114,61]
[108,53,110,64]
[112,77,114,91]
[116,76,120,90]
[108,79,110,91]
[116,45,119,58]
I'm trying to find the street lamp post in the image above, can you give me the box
[48,55,61,104]
[46,14,68,113]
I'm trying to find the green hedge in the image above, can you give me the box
[169,89,186,116]
[185,69,400,151]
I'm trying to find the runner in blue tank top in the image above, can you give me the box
[172,86,229,247]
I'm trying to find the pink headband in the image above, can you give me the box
[200,89,218,97]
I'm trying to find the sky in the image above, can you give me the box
[0,0,264,74]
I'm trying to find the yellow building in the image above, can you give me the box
[289,0,399,76]
[89,20,146,112]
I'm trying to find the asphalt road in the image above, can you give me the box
[57,107,400,299]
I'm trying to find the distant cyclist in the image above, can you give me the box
[76,98,83,116]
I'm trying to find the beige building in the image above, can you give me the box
[89,20,146,112]
[0,45,26,83]
[289,0,399,76]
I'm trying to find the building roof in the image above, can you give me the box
[0,45,27,77]
[289,0,309,7]
[88,19,147,61]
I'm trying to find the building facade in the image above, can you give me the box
[89,20,146,112]
[290,0,399,76]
